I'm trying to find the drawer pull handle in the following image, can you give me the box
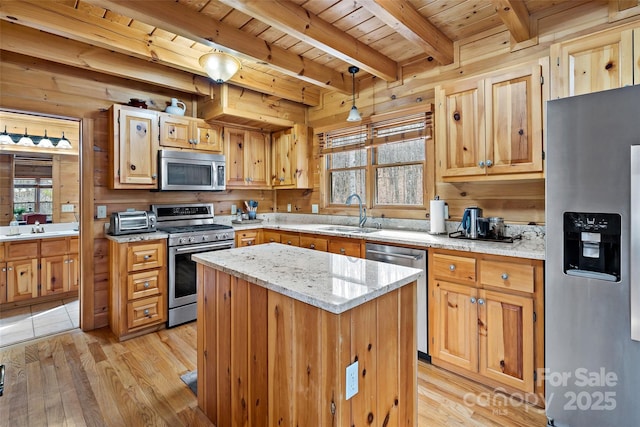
[501,273,509,280]
[449,264,456,271]
[143,309,150,316]
[143,281,150,288]
[470,297,477,304]
[478,298,485,305]
[340,248,346,254]
[287,240,292,245]
[143,255,151,260]
[310,244,315,249]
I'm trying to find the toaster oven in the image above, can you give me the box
[109,210,157,235]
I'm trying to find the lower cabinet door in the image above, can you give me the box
[432,280,478,372]
[41,255,69,296]
[68,254,79,293]
[478,289,534,393]
[127,295,165,330]
[7,259,38,302]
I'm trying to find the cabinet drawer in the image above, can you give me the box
[127,269,162,300]
[41,238,68,256]
[480,259,535,293]
[328,239,361,257]
[127,242,165,272]
[6,241,39,260]
[300,235,328,251]
[127,296,165,330]
[263,231,281,243]
[432,253,476,284]
[279,232,300,246]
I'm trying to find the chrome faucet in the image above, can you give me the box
[346,193,367,228]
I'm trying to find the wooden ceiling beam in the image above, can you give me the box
[491,0,531,43]
[82,0,350,94]
[0,0,320,105]
[219,0,398,82]
[358,0,454,65]
[0,21,212,95]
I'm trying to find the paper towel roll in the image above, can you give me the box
[430,199,446,234]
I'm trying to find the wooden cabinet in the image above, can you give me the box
[235,229,262,247]
[429,249,543,402]
[328,237,363,257]
[271,124,311,188]
[299,234,328,251]
[5,241,39,303]
[109,239,167,340]
[109,105,159,189]
[224,127,270,188]
[262,230,281,244]
[436,62,544,181]
[2,237,79,304]
[159,114,222,152]
[550,26,640,99]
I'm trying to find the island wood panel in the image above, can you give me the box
[197,263,417,427]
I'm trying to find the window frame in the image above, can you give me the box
[319,109,434,219]
[13,177,53,216]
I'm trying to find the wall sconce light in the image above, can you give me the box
[346,66,362,122]
[199,52,242,84]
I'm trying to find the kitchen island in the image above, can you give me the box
[193,243,422,427]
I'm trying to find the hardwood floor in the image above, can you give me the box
[0,324,547,426]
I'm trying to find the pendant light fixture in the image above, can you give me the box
[199,52,242,84]
[346,66,362,122]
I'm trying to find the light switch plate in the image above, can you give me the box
[62,204,75,213]
[96,205,107,219]
[287,204,292,212]
[311,204,319,214]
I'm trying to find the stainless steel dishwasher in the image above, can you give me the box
[365,243,429,361]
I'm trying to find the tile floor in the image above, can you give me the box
[0,298,79,347]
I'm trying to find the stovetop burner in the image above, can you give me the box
[158,224,233,234]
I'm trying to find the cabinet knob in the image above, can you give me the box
[192,139,199,145]
[144,281,150,288]
[247,241,253,246]
[310,244,316,249]
[143,255,151,260]
[279,177,285,182]
[130,164,136,171]
[269,238,276,243]
[287,240,292,245]
[340,248,346,254]
[1,267,6,272]
[478,298,485,305]
[151,174,157,179]
[486,159,493,167]
[501,273,509,280]
[143,309,150,316]
[470,297,477,304]
[478,161,485,168]
[449,264,456,271]
[68,259,73,263]
[7,267,13,271]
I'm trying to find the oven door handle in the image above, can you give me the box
[173,242,233,253]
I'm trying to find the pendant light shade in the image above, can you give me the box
[199,52,242,84]
[346,66,362,122]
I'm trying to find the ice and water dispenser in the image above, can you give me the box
[563,212,621,282]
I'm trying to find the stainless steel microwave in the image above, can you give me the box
[158,149,225,191]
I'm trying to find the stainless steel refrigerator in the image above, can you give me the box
[546,84,640,426]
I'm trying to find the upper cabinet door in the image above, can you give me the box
[224,127,246,187]
[437,79,485,178]
[244,130,269,187]
[159,114,191,149]
[194,122,222,152]
[484,64,543,175]
[551,27,637,99]
[112,105,159,188]
[272,128,294,186]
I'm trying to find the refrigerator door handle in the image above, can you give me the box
[631,145,640,341]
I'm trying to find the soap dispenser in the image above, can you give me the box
[9,215,19,235]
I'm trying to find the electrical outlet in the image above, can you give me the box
[61,204,75,213]
[96,205,107,219]
[311,204,319,214]
[231,204,237,215]
[345,360,358,400]
[287,203,292,212]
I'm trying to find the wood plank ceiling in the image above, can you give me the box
[0,0,631,107]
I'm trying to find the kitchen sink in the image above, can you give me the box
[318,226,380,234]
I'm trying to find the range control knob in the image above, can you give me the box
[202,235,207,241]
[179,238,186,244]
[221,233,228,240]
[189,236,196,243]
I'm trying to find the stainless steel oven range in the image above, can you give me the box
[151,203,234,327]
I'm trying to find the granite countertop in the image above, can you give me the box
[232,222,545,260]
[105,231,168,243]
[193,243,423,314]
